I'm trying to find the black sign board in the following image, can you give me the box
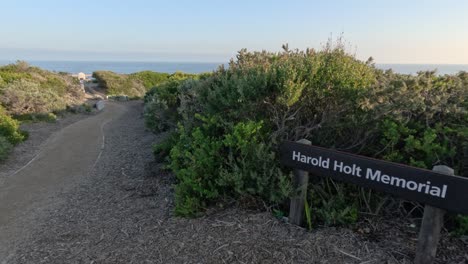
[280,141,468,214]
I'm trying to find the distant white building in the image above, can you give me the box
[77,72,86,80]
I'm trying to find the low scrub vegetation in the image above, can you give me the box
[0,106,27,161]
[0,61,84,116]
[146,42,467,232]
[93,70,199,98]
[0,61,84,161]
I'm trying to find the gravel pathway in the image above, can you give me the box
[1,101,466,264]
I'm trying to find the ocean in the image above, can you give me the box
[377,64,468,75]
[0,60,467,75]
[0,61,224,75]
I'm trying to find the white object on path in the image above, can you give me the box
[96,100,105,111]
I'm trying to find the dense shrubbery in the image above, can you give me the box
[93,71,147,98]
[1,79,66,115]
[144,43,467,230]
[0,136,12,161]
[0,61,84,116]
[0,61,83,161]
[168,115,290,216]
[92,70,199,98]
[143,73,208,132]
[130,71,170,90]
[0,107,26,161]
[0,107,25,145]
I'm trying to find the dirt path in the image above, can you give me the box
[0,101,128,260]
[1,101,465,263]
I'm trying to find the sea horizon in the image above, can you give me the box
[1,60,468,75]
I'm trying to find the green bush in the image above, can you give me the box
[144,79,189,132]
[152,132,180,161]
[0,79,66,115]
[0,107,26,144]
[14,112,57,123]
[169,115,290,216]
[0,136,13,161]
[129,71,169,90]
[0,106,25,161]
[144,42,468,227]
[93,70,195,98]
[453,215,468,236]
[308,179,359,226]
[93,71,147,98]
[0,61,84,115]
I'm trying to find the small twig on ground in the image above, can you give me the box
[334,247,362,261]
[213,243,229,253]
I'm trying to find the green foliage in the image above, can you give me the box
[378,120,459,169]
[0,61,84,161]
[169,116,290,216]
[93,70,196,98]
[453,215,468,237]
[217,121,290,203]
[169,116,225,216]
[92,71,147,98]
[144,80,182,132]
[167,71,199,81]
[144,78,201,133]
[0,79,66,115]
[143,41,467,227]
[309,179,359,226]
[366,70,468,173]
[15,112,57,123]
[0,107,26,144]
[0,136,13,161]
[0,61,84,116]
[152,132,179,161]
[129,71,169,90]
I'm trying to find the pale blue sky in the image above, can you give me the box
[1,0,467,63]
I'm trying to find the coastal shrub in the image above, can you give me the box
[152,131,179,161]
[169,115,290,216]
[217,121,291,204]
[161,44,380,219]
[365,70,468,172]
[149,75,208,160]
[0,107,26,144]
[0,68,31,83]
[0,61,84,115]
[453,215,468,236]
[0,79,66,115]
[145,80,186,132]
[144,77,203,133]
[129,71,169,89]
[144,43,468,227]
[93,70,195,98]
[93,71,147,98]
[15,112,58,123]
[0,61,76,97]
[308,179,359,226]
[0,136,13,161]
[169,116,225,216]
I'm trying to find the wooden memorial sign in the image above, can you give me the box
[280,140,467,264]
[280,141,468,214]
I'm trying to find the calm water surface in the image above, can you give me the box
[0,60,467,75]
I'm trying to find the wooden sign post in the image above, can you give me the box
[289,139,311,226]
[280,140,468,264]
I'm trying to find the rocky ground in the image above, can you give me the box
[1,101,467,264]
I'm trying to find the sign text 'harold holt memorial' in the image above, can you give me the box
[280,141,468,214]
